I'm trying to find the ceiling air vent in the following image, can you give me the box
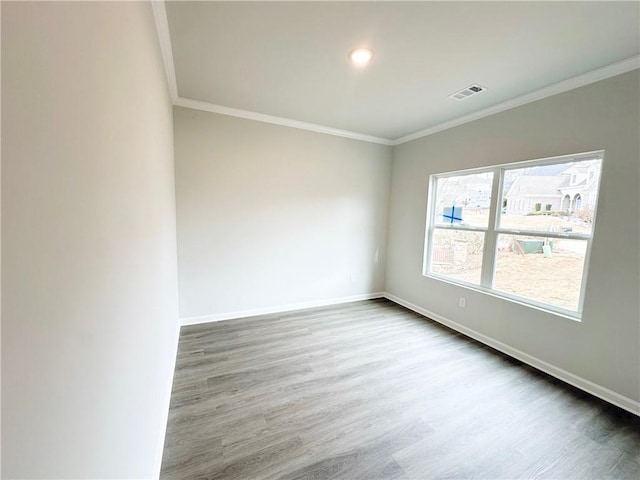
[449,84,486,101]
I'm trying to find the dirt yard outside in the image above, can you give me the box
[430,212,589,311]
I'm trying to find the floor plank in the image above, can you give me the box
[160,299,640,479]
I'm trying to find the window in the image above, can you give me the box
[424,151,603,319]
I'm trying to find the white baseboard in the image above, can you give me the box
[383,292,640,417]
[180,293,640,415]
[180,292,386,326]
[157,289,638,478]
[153,321,181,480]
[153,293,382,478]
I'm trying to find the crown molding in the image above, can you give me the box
[169,55,638,148]
[391,55,640,146]
[151,0,178,102]
[151,0,638,148]
[149,0,391,145]
[174,97,394,145]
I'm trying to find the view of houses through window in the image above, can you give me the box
[425,153,602,316]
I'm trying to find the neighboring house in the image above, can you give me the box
[436,173,493,219]
[504,160,600,214]
[558,161,601,213]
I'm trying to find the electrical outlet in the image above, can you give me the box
[459,297,466,308]
[350,274,356,284]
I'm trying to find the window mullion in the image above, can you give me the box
[433,225,487,233]
[423,175,437,275]
[424,152,603,319]
[495,229,590,241]
[480,168,501,288]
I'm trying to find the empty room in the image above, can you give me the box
[2,1,639,479]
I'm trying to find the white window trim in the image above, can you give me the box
[423,150,604,321]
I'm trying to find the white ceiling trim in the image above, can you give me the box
[151,0,177,102]
[174,97,394,145]
[151,0,390,145]
[151,1,638,148]
[391,55,640,146]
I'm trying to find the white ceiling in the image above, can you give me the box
[163,1,640,142]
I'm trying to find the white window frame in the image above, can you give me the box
[423,150,604,321]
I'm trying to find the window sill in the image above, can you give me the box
[423,273,583,322]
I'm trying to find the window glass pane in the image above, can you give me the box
[434,172,493,228]
[430,229,484,285]
[494,234,587,311]
[499,159,601,235]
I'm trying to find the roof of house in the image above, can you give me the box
[507,175,566,197]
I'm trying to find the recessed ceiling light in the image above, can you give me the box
[350,48,374,66]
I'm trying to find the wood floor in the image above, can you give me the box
[160,299,640,479]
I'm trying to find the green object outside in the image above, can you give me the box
[513,239,553,254]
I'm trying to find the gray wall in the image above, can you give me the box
[386,71,640,402]
[1,2,637,477]
[2,2,179,478]
[174,107,391,319]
